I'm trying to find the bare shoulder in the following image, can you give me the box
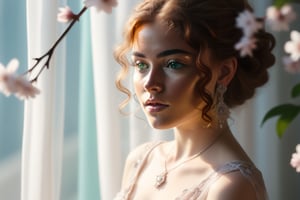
[206,171,258,200]
[121,141,160,188]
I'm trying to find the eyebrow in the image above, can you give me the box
[132,49,193,58]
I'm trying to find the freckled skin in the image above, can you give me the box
[132,23,218,130]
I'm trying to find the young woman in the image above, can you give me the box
[114,0,275,199]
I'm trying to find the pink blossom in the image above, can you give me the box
[0,59,40,100]
[266,4,296,32]
[282,56,300,74]
[236,10,263,37]
[0,59,20,96]
[284,30,300,61]
[83,0,118,13]
[14,76,40,100]
[234,36,257,57]
[57,6,77,23]
[290,144,300,173]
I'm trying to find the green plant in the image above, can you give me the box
[261,83,300,138]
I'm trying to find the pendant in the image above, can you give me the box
[155,172,167,188]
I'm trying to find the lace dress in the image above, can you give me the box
[114,141,268,200]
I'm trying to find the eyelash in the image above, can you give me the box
[132,59,186,72]
[166,59,185,69]
[133,60,149,71]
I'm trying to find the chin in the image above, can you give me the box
[148,120,174,130]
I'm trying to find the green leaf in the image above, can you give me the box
[276,118,287,138]
[291,83,300,98]
[267,104,300,138]
[273,0,300,7]
[261,104,300,127]
[276,112,298,138]
[273,0,293,7]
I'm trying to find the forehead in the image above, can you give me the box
[132,22,195,53]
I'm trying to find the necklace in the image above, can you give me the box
[154,133,223,189]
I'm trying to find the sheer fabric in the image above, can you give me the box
[22,0,66,200]
[12,0,299,200]
[114,141,268,200]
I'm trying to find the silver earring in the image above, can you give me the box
[216,84,229,128]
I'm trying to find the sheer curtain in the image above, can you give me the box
[22,0,66,200]
[90,1,173,199]
[0,0,298,200]
[91,1,300,200]
[0,1,26,200]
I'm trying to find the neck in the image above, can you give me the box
[171,124,228,160]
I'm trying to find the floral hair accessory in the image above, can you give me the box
[234,36,258,57]
[234,10,263,57]
[236,10,263,37]
[266,4,296,31]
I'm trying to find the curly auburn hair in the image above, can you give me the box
[114,0,275,122]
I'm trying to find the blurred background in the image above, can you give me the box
[0,0,80,199]
[0,0,300,200]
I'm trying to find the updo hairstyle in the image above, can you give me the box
[114,0,275,122]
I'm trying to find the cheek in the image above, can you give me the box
[172,76,202,104]
[133,72,141,88]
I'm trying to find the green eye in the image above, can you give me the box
[167,60,184,69]
[135,61,148,71]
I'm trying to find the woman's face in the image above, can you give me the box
[131,22,218,129]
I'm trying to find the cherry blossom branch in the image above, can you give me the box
[28,6,88,83]
[0,0,118,100]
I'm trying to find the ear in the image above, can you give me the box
[217,57,237,86]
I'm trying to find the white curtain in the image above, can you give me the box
[89,1,174,199]
[20,0,300,200]
[22,0,66,200]
[90,1,300,200]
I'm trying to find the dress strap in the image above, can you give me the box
[199,161,268,200]
[122,141,165,200]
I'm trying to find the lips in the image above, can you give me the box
[144,100,169,113]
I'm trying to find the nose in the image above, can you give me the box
[144,68,164,93]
